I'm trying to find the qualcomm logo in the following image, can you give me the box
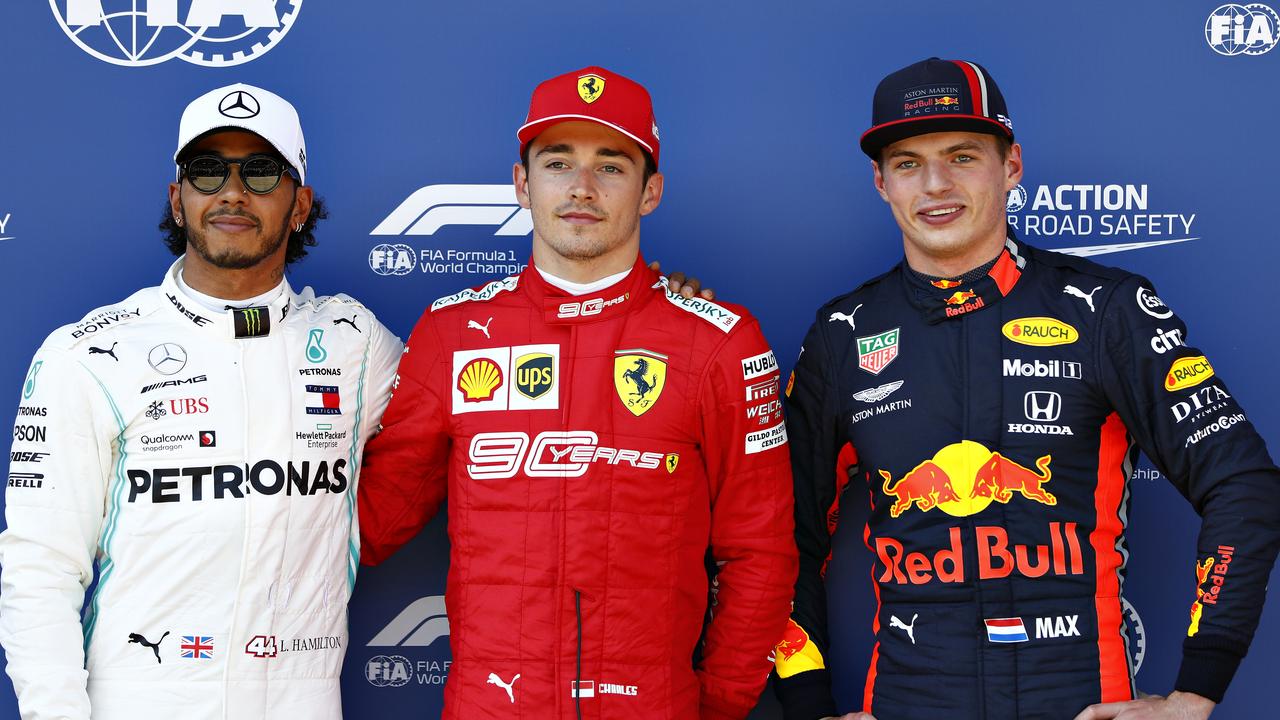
[371,184,532,237]
[1205,4,1279,56]
[49,0,303,67]
[367,595,450,647]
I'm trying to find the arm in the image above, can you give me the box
[0,349,112,719]
[1097,277,1280,704]
[357,313,450,566]
[357,315,404,443]
[773,318,851,720]
[696,319,799,719]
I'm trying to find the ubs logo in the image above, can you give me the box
[50,0,304,68]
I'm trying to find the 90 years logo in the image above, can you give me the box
[49,0,303,67]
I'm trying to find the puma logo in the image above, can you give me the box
[1063,285,1102,313]
[467,317,494,339]
[89,342,119,361]
[128,631,169,664]
[333,314,361,332]
[889,613,918,645]
[487,672,520,703]
[828,304,863,331]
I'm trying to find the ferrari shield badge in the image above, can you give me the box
[578,73,605,103]
[614,349,667,416]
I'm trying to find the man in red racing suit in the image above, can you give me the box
[357,66,797,719]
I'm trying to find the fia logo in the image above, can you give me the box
[1205,4,1279,55]
[50,0,304,68]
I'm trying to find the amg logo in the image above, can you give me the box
[1034,615,1080,639]
[142,375,208,393]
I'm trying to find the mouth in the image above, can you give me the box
[917,204,964,226]
[558,211,603,225]
[206,214,259,233]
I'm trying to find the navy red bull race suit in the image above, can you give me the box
[773,236,1280,719]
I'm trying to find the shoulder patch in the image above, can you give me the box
[653,277,740,333]
[431,276,520,312]
[50,289,156,350]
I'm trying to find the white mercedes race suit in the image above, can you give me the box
[0,258,401,720]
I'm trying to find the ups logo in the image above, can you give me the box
[515,352,554,399]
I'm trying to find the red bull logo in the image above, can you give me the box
[774,618,810,661]
[876,522,1084,585]
[937,96,960,106]
[878,441,1055,518]
[773,618,825,678]
[944,290,977,306]
[931,279,961,289]
[1188,545,1234,636]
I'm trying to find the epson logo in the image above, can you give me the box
[126,459,348,503]
[1002,358,1082,380]
[371,185,532,236]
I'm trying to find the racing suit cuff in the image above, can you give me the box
[773,669,838,720]
[1174,646,1242,704]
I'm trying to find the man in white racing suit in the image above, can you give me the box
[0,84,401,719]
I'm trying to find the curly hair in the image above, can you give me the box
[158,195,329,265]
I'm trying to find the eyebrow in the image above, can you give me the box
[887,141,986,160]
[534,143,637,163]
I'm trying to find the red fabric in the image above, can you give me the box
[359,258,797,719]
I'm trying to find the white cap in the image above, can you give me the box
[174,83,308,184]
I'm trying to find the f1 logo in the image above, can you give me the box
[371,185,533,236]
[1024,391,1062,422]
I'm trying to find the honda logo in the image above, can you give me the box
[1024,391,1062,422]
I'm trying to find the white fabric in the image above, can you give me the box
[176,268,284,313]
[0,257,401,719]
[535,264,632,296]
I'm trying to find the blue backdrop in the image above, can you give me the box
[1,1,1278,718]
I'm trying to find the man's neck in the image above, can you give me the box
[181,255,286,300]
[530,238,638,284]
[903,231,1007,279]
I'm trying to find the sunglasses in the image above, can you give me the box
[178,154,297,195]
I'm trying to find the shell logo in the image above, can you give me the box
[1165,355,1214,392]
[457,358,504,402]
[1002,317,1077,347]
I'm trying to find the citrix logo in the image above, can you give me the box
[367,595,450,647]
[371,185,533,236]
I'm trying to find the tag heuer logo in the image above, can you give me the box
[857,328,900,375]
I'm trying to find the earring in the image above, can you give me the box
[295,222,304,233]
[175,216,183,227]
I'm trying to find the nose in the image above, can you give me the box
[216,163,251,202]
[568,167,598,202]
[920,161,955,196]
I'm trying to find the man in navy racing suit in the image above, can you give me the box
[772,58,1280,720]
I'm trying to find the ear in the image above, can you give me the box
[871,159,889,203]
[291,184,314,229]
[513,162,531,209]
[168,182,183,223]
[638,171,664,217]
[1004,142,1024,191]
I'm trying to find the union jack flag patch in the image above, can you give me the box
[180,635,214,659]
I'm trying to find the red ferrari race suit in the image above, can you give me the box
[774,237,1280,719]
[358,257,798,719]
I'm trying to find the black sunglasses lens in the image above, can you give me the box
[186,157,228,192]
[241,157,284,193]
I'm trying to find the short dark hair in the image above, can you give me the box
[158,195,329,265]
[877,133,1011,169]
[521,143,658,185]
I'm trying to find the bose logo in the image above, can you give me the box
[371,185,533,236]
[1024,391,1062,422]
[367,595,450,647]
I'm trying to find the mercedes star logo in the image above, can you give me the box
[148,343,188,376]
[219,91,260,119]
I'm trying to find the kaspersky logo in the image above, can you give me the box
[878,440,1056,518]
